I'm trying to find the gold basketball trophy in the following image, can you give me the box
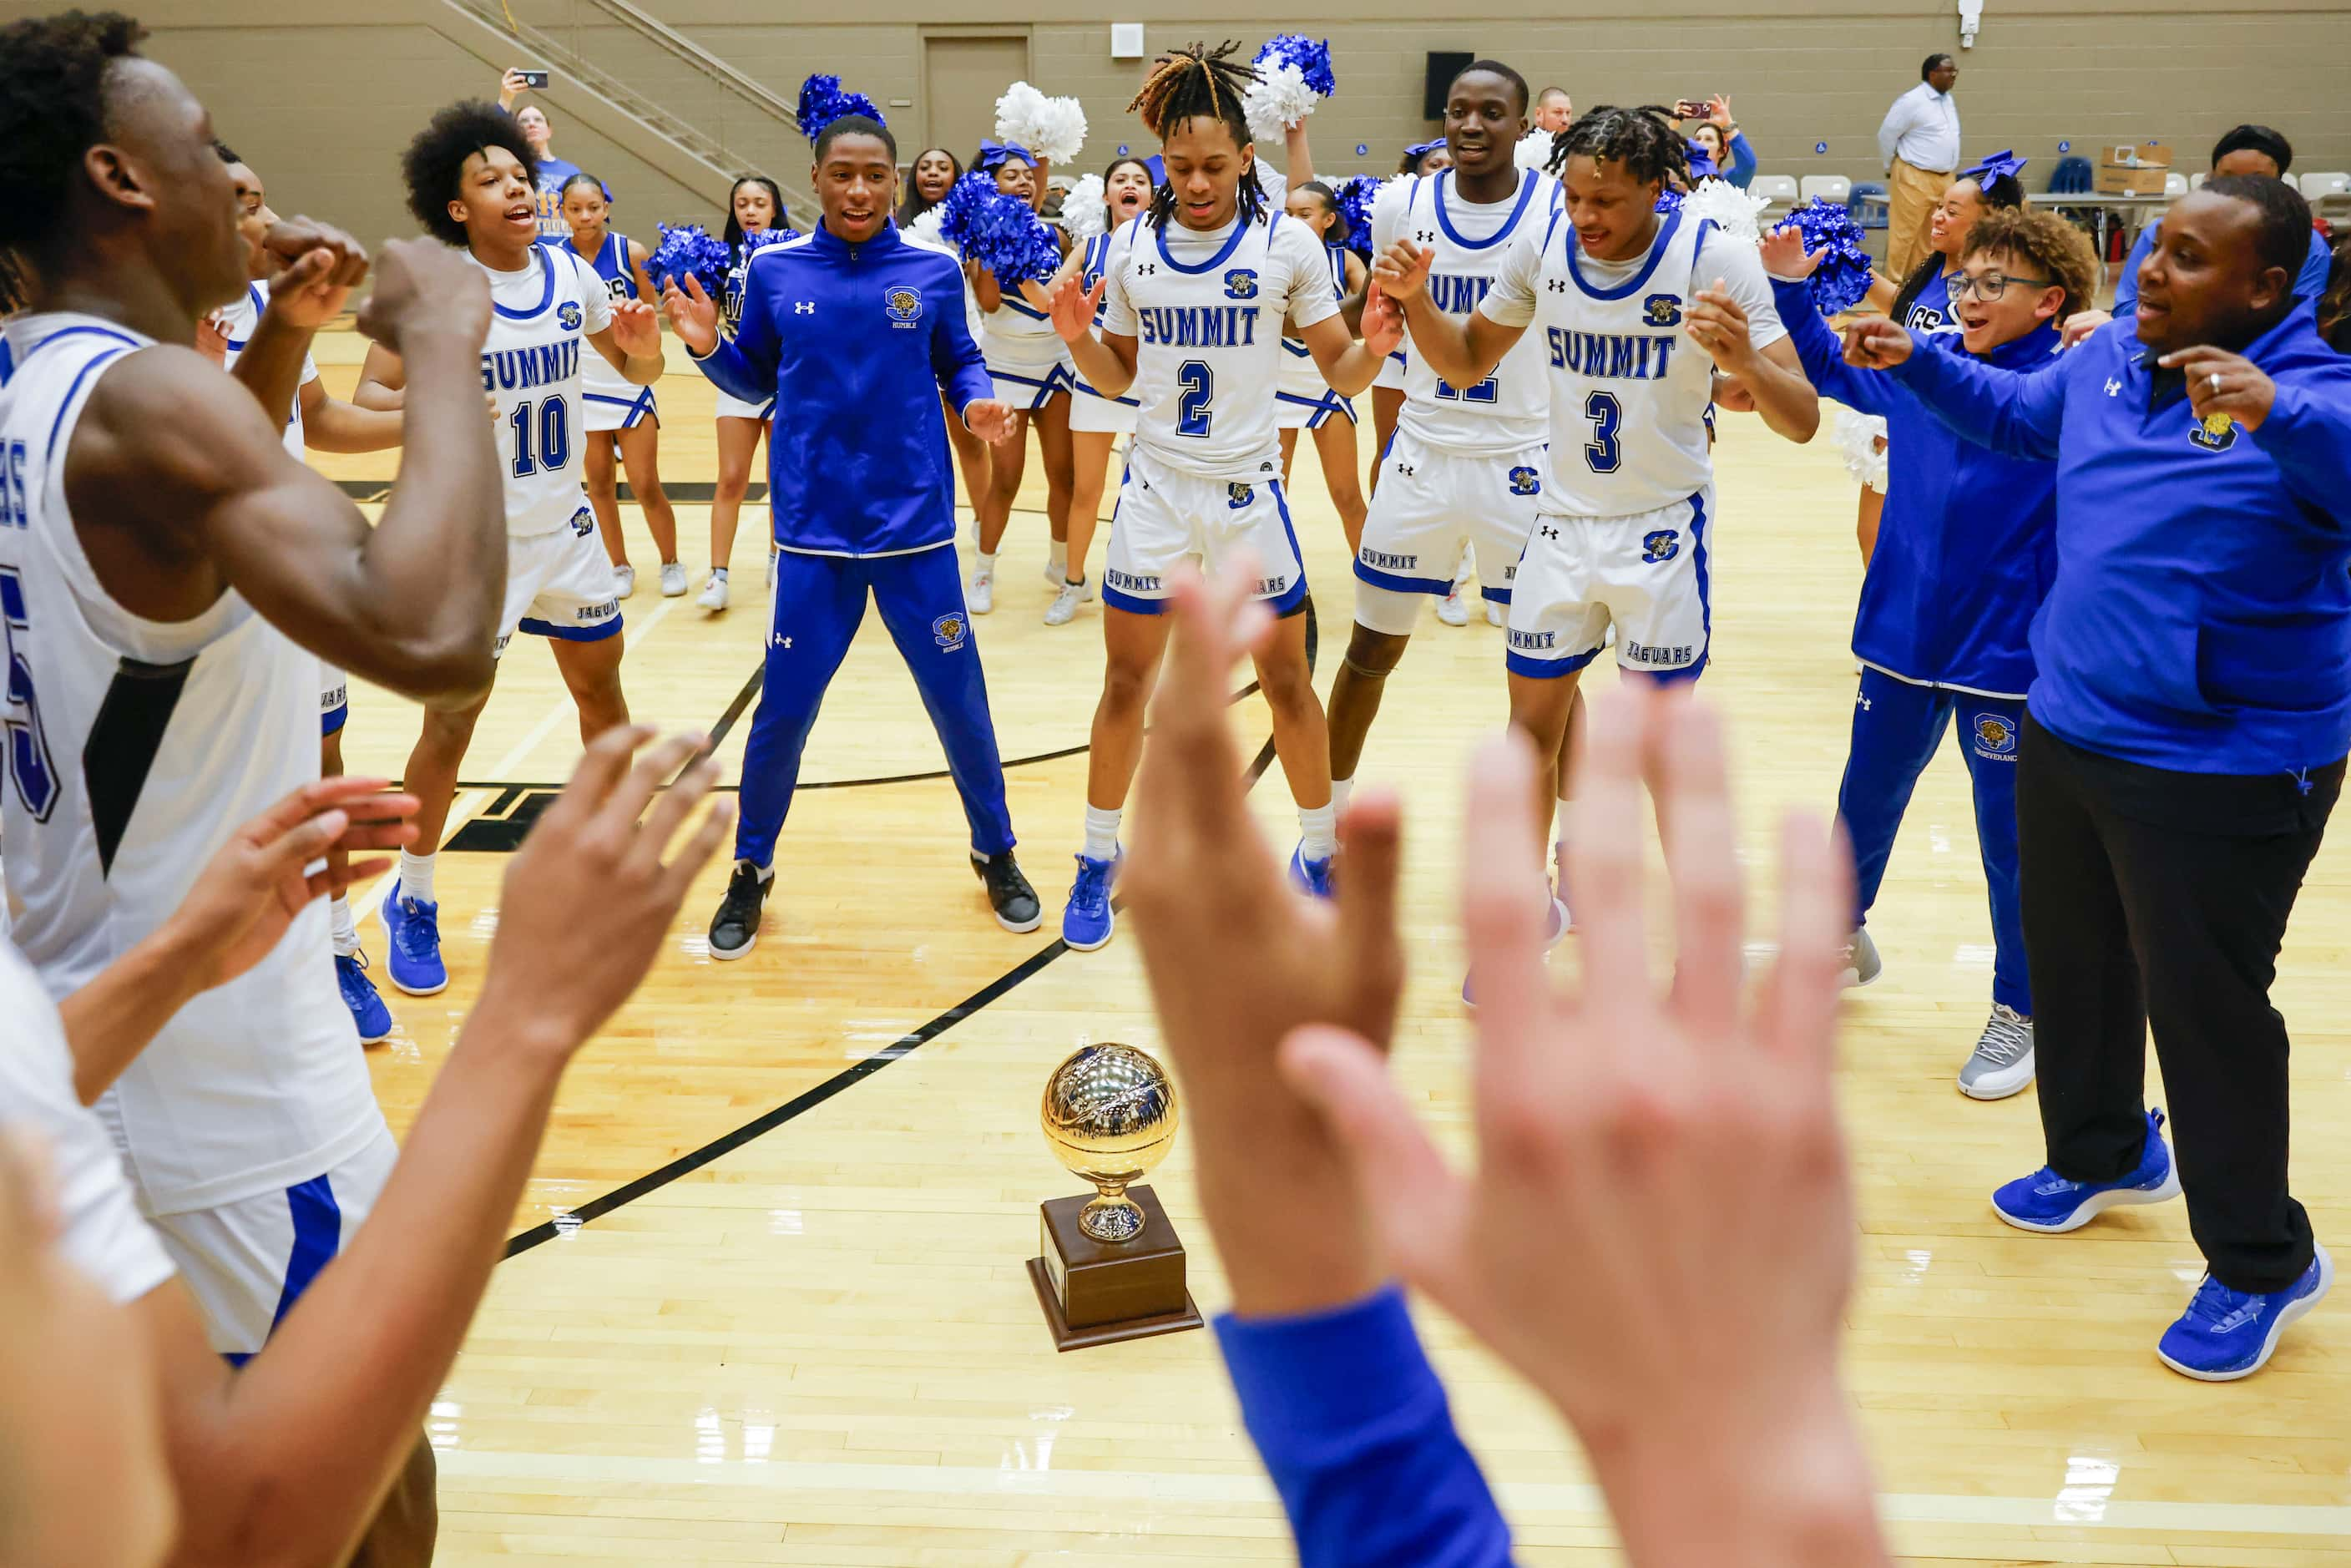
[1027,1043,1204,1349]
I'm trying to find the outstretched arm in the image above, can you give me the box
[296,378,406,453]
[1848,317,2069,460]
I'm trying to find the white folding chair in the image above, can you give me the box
[1798,174,1853,205]
[2163,171,2188,198]
[1751,173,1800,207]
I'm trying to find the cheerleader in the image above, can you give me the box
[699,175,787,610]
[967,141,1075,615]
[559,174,685,598]
[1277,180,1369,555]
[1049,155,1154,626]
[901,147,993,513]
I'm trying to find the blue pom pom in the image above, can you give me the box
[1256,35,1337,99]
[1334,175,1380,260]
[741,225,801,258]
[1655,187,1686,215]
[649,223,732,296]
[1782,197,1873,315]
[797,73,886,141]
[938,172,1062,286]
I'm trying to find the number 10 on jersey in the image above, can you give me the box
[509,395,572,478]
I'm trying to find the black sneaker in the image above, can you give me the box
[973,850,1042,933]
[709,860,771,959]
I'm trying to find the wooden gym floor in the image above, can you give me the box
[306,331,2351,1566]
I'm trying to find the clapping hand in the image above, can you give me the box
[660,274,720,357]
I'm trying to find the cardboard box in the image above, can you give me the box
[2100,139,2172,169]
[2095,163,2169,195]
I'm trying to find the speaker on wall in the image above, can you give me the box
[1423,51,1473,119]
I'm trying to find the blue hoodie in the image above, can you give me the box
[1777,276,2061,696]
[690,219,993,556]
[1890,301,2351,773]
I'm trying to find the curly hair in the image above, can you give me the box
[1891,167,2026,324]
[0,9,149,311]
[1550,104,1687,190]
[1128,40,1265,227]
[402,99,537,247]
[1959,206,2099,321]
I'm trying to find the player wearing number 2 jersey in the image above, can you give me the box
[1049,42,1402,952]
[356,102,665,998]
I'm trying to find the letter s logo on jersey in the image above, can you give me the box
[1641,293,1683,327]
[932,612,967,651]
[1227,483,1255,509]
[885,286,923,326]
[559,301,584,331]
[1223,268,1259,300]
[570,508,594,538]
[1972,714,2019,757]
[2189,412,2238,453]
[1641,529,1681,564]
[1508,466,1541,497]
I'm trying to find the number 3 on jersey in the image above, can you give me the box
[1583,390,1622,473]
[0,567,58,821]
[509,395,572,478]
[1176,360,1213,438]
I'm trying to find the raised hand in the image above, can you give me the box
[1686,278,1760,373]
[1758,225,1818,281]
[2060,307,2112,348]
[474,728,733,1058]
[1280,689,1883,1563]
[609,297,661,359]
[661,274,720,356]
[1359,281,1404,358]
[356,236,492,353]
[1049,269,1106,345]
[963,397,1015,443]
[1371,239,1433,304]
[499,66,529,109]
[258,218,371,331]
[2161,343,2276,432]
[1841,316,1914,370]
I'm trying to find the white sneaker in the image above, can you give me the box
[698,573,730,611]
[969,567,994,615]
[1436,584,1469,626]
[612,564,636,599]
[1044,580,1084,625]
[659,561,687,597]
[1079,574,1098,603]
[1485,601,1504,627]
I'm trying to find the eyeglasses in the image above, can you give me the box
[1949,271,2055,301]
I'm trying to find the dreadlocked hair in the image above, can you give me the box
[1128,40,1266,228]
[0,9,149,312]
[1548,104,1686,190]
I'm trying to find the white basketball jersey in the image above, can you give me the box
[0,312,385,1215]
[1100,210,1340,481]
[214,281,316,459]
[1485,209,1784,516]
[1378,169,1557,455]
[473,245,611,537]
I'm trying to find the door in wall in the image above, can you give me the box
[923,35,1029,169]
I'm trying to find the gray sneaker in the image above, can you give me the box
[1839,926,1882,988]
[1959,1004,2035,1100]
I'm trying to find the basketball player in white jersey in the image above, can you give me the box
[1376,105,1818,856]
[208,141,410,1044]
[356,100,664,999]
[0,11,519,1554]
[1047,41,1401,951]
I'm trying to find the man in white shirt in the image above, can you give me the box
[1878,53,1962,276]
[1514,84,1573,172]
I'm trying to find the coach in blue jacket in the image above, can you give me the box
[1846,175,2351,1383]
[1772,205,2093,1103]
[664,114,1040,954]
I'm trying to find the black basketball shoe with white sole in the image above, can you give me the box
[709,859,772,959]
[973,850,1042,933]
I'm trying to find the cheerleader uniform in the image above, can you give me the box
[978,252,1074,411]
[1833,268,1960,494]
[714,240,776,423]
[1276,237,1358,430]
[570,230,658,432]
[1067,227,1140,436]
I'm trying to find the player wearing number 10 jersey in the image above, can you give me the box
[356,102,665,997]
[1049,42,1403,952]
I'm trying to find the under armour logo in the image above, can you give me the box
[794,301,816,315]
[1540,525,1560,540]
[1393,461,1416,478]
[2104,377,2123,396]
[1545,278,1569,293]
[1134,262,1159,277]
[1414,229,1438,245]
[1857,692,1872,711]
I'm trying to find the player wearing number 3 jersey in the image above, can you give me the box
[355,102,665,999]
[1048,42,1403,952]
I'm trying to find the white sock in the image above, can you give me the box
[1331,776,1354,818]
[712,566,729,580]
[1083,804,1121,861]
[329,893,359,957]
[1050,538,1069,575]
[1298,802,1337,862]
[397,849,437,906]
[977,549,998,574]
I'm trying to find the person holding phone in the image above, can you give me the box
[1680,97,1757,189]
[500,65,604,241]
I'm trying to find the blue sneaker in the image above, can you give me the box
[1288,844,1334,899]
[335,948,393,1044]
[379,881,447,996]
[2158,1242,2333,1382]
[1991,1108,2182,1232]
[1062,850,1121,952]
[1461,895,1572,1007]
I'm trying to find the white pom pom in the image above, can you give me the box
[1062,173,1107,240]
[994,79,1087,164]
[908,205,947,249]
[1832,405,1890,493]
[1242,60,1321,143]
[1680,177,1772,245]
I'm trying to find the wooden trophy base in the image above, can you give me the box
[1027,1184,1204,1351]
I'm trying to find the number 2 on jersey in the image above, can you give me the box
[1176,360,1213,438]
[508,396,572,478]
[0,567,59,821]
[1583,390,1622,473]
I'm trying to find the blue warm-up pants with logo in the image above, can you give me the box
[1836,666,2030,1013]
[736,542,1015,868]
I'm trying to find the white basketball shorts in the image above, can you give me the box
[1505,487,1714,683]
[1352,432,1546,635]
[1101,447,1307,616]
[498,512,624,656]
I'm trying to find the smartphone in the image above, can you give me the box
[1675,99,1712,119]
[519,68,550,89]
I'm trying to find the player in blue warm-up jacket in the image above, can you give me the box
[662,113,1040,956]
[1766,205,2095,1102]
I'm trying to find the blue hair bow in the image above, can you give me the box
[976,138,1036,173]
[1686,139,1718,179]
[1962,149,2028,186]
[1403,138,1446,163]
